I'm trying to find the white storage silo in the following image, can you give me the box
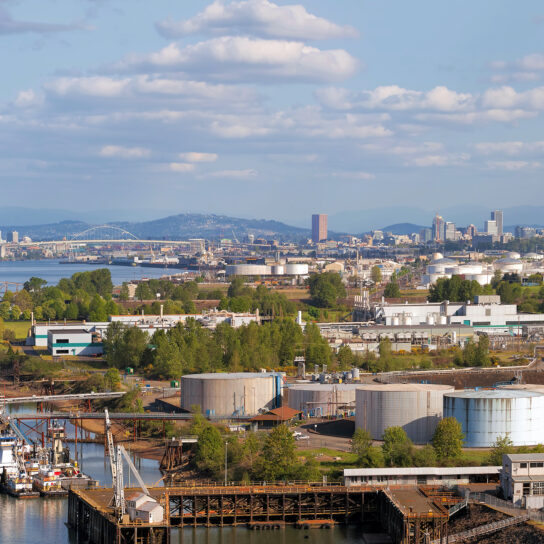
[180,372,283,417]
[288,384,359,417]
[356,384,454,444]
[443,389,544,447]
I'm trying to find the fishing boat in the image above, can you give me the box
[0,435,39,498]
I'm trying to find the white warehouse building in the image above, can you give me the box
[47,329,103,357]
[375,295,544,334]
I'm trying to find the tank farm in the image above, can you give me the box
[67,365,544,544]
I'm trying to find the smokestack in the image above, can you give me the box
[160,304,164,319]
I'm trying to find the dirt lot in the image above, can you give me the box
[447,504,544,543]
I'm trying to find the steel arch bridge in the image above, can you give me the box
[70,225,140,241]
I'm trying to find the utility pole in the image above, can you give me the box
[224,441,228,486]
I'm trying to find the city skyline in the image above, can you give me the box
[1,1,544,223]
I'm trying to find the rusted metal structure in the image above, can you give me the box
[68,483,450,544]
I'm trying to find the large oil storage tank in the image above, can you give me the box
[180,372,282,417]
[225,264,271,276]
[443,389,544,447]
[284,263,309,275]
[356,384,454,444]
[287,384,359,417]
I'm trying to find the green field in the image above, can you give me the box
[3,320,31,339]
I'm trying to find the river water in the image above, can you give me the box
[0,260,187,287]
[1,405,368,543]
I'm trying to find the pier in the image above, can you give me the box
[68,483,450,544]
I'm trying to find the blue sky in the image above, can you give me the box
[2,0,544,229]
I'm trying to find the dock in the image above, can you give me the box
[68,483,450,544]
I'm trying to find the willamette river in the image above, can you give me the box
[0,259,186,287]
[1,406,369,543]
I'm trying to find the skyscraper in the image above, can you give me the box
[432,214,444,242]
[311,214,327,243]
[491,210,503,236]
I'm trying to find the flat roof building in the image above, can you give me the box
[501,453,544,508]
[312,214,327,243]
[345,466,500,487]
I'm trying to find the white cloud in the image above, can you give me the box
[169,162,196,172]
[361,141,443,155]
[14,89,42,108]
[156,0,358,41]
[99,145,150,158]
[317,85,474,112]
[331,171,375,180]
[491,53,544,82]
[482,85,544,110]
[179,152,218,163]
[116,37,358,82]
[44,75,257,104]
[407,153,469,167]
[486,160,541,171]
[200,168,258,179]
[475,141,544,156]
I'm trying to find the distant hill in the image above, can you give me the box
[379,223,428,235]
[0,214,312,242]
[114,214,311,241]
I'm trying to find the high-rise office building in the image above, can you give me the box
[466,224,477,238]
[445,222,457,241]
[7,231,18,243]
[491,210,503,236]
[485,220,498,236]
[432,214,444,242]
[311,214,327,243]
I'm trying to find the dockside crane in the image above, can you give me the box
[105,409,151,522]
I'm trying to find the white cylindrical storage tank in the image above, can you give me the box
[494,258,523,274]
[438,316,447,325]
[180,372,282,417]
[392,316,400,326]
[352,368,360,380]
[271,265,284,275]
[288,384,359,417]
[356,384,454,444]
[443,389,544,447]
[225,264,271,276]
[506,252,521,260]
[284,263,309,275]
[426,315,435,325]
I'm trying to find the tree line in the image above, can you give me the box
[103,319,332,379]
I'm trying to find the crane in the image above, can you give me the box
[105,409,151,521]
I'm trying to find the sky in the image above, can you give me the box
[2,0,544,229]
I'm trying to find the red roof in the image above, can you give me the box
[251,406,301,422]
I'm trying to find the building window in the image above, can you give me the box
[530,463,544,468]
[56,349,69,354]
[523,483,531,495]
[56,339,69,344]
[520,463,528,468]
[417,476,427,485]
[533,482,544,495]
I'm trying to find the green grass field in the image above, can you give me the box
[3,320,31,339]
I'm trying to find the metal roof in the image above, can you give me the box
[344,466,500,477]
[48,329,91,335]
[445,389,544,399]
[182,372,280,380]
[505,453,544,462]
